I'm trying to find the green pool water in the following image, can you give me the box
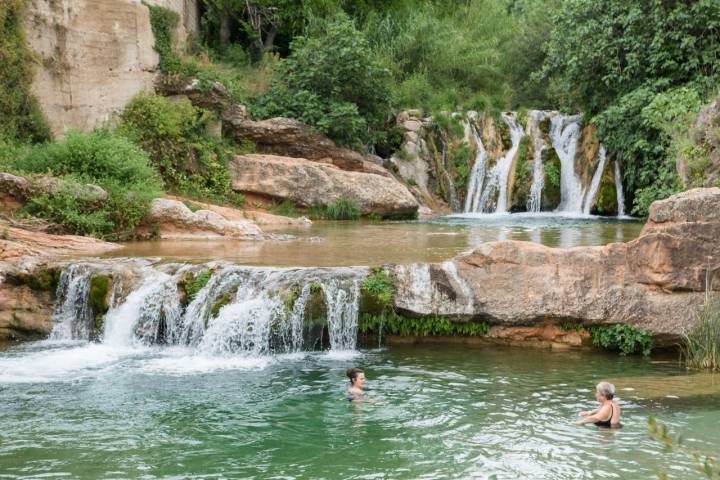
[1,342,718,479]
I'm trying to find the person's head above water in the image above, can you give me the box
[346,367,366,389]
[595,381,615,402]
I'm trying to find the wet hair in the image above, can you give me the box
[346,367,364,384]
[596,381,616,400]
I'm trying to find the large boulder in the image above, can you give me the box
[393,188,720,340]
[229,154,419,217]
[224,116,388,175]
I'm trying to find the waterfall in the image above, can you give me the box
[466,113,524,213]
[526,111,549,213]
[50,265,93,340]
[54,263,368,355]
[614,159,625,216]
[549,114,584,212]
[582,146,607,215]
[464,122,488,213]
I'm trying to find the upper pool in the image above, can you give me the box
[106,214,644,267]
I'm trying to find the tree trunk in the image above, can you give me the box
[219,7,231,48]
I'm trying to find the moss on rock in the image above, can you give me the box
[6,268,61,293]
[541,148,562,209]
[88,274,111,336]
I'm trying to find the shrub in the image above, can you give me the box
[252,15,393,149]
[682,293,720,371]
[0,0,51,143]
[359,311,489,337]
[118,93,244,207]
[361,269,395,309]
[9,130,163,237]
[269,199,300,218]
[309,198,361,220]
[589,324,653,356]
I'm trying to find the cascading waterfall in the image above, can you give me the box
[465,113,524,213]
[459,110,626,216]
[50,263,368,356]
[549,114,585,212]
[582,146,607,215]
[463,122,488,213]
[614,159,625,217]
[50,265,93,340]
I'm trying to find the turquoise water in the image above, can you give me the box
[1,341,718,479]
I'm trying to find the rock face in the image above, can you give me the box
[25,0,159,137]
[225,116,388,175]
[677,98,720,189]
[144,198,264,239]
[0,282,54,341]
[229,154,419,217]
[393,188,720,340]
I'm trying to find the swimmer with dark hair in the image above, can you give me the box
[346,367,366,402]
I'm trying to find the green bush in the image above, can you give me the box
[361,269,395,309]
[268,199,300,218]
[9,130,163,236]
[309,198,361,220]
[589,324,653,356]
[682,294,720,371]
[360,311,489,337]
[0,0,51,144]
[118,93,244,207]
[252,15,393,149]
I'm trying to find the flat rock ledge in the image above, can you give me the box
[392,188,720,342]
[144,198,267,240]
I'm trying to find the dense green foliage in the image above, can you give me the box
[184,271,213,302]
[308,198,361,220]
[118,93,245,206]
[589,324,654,356]
[540,0,720,214]
[0,0,51,143]
[361,269,395,308]
[5,131,163,237]
[360,311,489,337]
[252,16,393,149]
[682,294,720,371]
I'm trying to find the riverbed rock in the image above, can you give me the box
[228,154,419,217]
[393,188,720,340]
[144,198,264,240]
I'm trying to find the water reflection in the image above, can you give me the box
[106,214,644,267]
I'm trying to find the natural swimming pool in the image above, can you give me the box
[1,342,717,479]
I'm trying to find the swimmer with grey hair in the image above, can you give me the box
[576,381,622,428]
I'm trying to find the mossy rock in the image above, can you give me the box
[178,270,212,307]
[593,178,618,215]
[88,274,112,337]
[541,148,562,210]
[498,120,512,151]
[6,268,62,293]
[510,135,533,210]
[209,292,232,322]
[539,117,552,136]
[281,285,301,313]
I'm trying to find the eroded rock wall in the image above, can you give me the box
[24,0,159,137]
